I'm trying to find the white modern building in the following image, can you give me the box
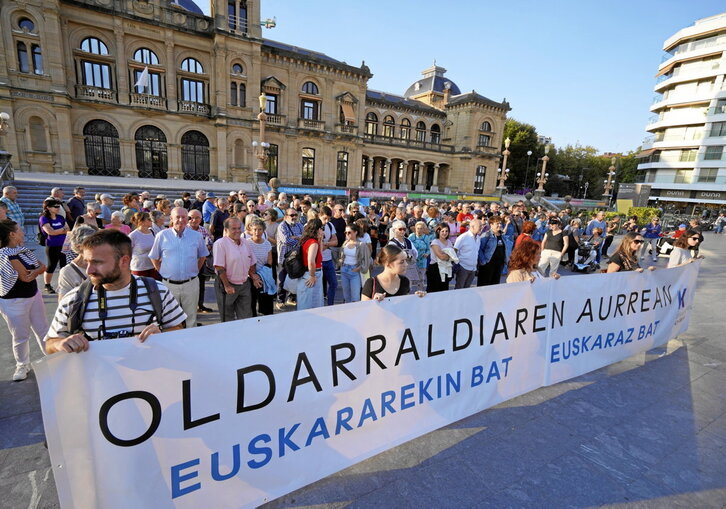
[638,12,726,213]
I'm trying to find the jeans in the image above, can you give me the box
[322,259,338,305]
[641,238,659,260]
[340,264,361,303]
[0,291,48,366]
[297,269,323,310]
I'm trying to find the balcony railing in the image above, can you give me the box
[707,105,726,116]
[335,123,358,135]
[266,114,285,126]
[227,14,248,33]
[363,133,455,152]
[298,118,325,130]
[130,93,167,109]
[75,85,116,102]
[178,100,210,116]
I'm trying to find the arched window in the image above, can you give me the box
[83,120,121,176]
[133,48,159,65]
[365,112,378,136]
[480,121,492,132]
[383,115,395,137]
[231,63,244,75]
[302,81,319,95]
[81,37,109,55]
[135,126,168,179]
[16,42,29,73]
[400,118,411,140]
[180,57,204,74]
[336,151,348,187]
[430,124,441,144]
[301,148,315,185]
[230,64,246,108]
[79,37,112,90]
[18,18,35,32]
[181,130,210,181]
[29,117,47,152]
[416,121,426,142]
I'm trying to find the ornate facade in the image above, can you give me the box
[0,0,510,195]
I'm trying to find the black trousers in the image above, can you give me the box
[477,261,503,286]
[426,263,450,293]
[602,235,614,257]
[251,284,274,316]
[45,245,67,274]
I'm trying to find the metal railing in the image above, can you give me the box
[177,100,210,116]
[363,133,455,152]
[130,93,167,109]
[227,14,248,33]
[75,85,116,102]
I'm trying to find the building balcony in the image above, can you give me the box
[266,114,286,126]
[130,93,167,109]
[475,145,499,155]
[298,118,325,130]
[363,133,455,152]
[75,85,116,102]
[654,64,721,92]
[335,123,358,135]
[178,100,210,116]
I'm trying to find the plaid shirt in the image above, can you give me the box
[0,197,23,228]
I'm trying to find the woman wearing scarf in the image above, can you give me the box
[0,220,48,381]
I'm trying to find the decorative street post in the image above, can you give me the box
[252,92,270,183]
[524,149,532,189]
[496,167,510,198]
[602,156,617,208]
[534,144,550,199]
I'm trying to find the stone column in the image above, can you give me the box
[430,164,440,192]
[415,161,425,191]
[364,157,373,188]
[114,23,129,105]
[400,160,410,190]
[382,158,392,190]
[166,40,177,111]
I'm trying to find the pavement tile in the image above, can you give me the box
[0,411,46,449]
[0,442,51,480]
[0,467,57,509]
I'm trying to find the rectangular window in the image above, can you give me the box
[238,83,246,107]
[82,60,112,89]
[31,44,42,74]
[17,42,29,73]
[336,151,348,187]
[301,100,317,120]
[181,78,204,103]
[679,149,697,162]
[265,143,278,178]
[709,122,726,137]
[265,94,277,114]
[474,165,486,194]
[134,70,160,95]
[478,134,491,147]
[704,146,724,160]
[698,168,718,183]
[301,148,315,185]
[674,169,692,184]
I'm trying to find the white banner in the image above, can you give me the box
[35,262,699,508]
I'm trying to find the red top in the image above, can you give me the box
[456,213,473,233]
[302,238,322,269]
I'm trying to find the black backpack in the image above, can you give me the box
[283,243,306,279]
[66,276,164,335]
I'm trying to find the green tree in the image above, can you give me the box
[500,119,539,192]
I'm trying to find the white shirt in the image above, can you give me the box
[454,230,480,271]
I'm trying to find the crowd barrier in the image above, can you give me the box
[35,261,699,508]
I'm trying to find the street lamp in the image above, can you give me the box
[496,167,510,197]
[534,144,550,198]
[602,156,616,207]
[501,136,511,176]
[253,92,270,183]
[524,149,532,189]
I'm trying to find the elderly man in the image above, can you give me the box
[213,217,261,322]
[454,218,483,289]
[99,193,114,225]
[47,187,71,221]
[202,192,218,225]
[209,197,230,242]
[275,207,304,307]
[188,208,214,314]
[67,186,86,224]
[190,190,206,213]
[1,186,23,228]
[149,207,208,327]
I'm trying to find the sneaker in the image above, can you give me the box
[275,301,285,311]
[44,284,56,294]
[652,258,658,262]
[12,364,30,382]
[198,305,213,313]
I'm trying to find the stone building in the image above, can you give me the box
[0,0,510,195]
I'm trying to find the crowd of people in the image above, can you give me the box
[0,183,710,381]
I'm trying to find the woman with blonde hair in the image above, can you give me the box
[338,223,370,303]
[607,232,654,273]
[129,212,159,279]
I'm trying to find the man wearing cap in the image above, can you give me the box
[149,207,209,327]
[202,192,217,226]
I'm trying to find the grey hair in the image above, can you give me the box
[173,199,184,208]
[390,219,407,231]
[111,211,125,221]
[69,224,96,250]
[86,202,101,211]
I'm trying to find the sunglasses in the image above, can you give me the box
[345,231,354,234]
[633,240,644,244]
[50,205,61,208]
[397,228,406,231]
[689,236,700,240]
[288,214,298,217]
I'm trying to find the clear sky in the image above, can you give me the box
[197,1,724,153]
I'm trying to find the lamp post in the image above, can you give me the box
[524,149,532,189]
[252,92,270,183]
[534,144,550,199]
[602,156,616,208]
[496,167,510,197]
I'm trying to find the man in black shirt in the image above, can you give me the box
[329,203,347,264]
[67,187,86,225]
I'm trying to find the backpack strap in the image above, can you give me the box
[67,279,95,335]
[138,276,164,327]
[69,262,87,281]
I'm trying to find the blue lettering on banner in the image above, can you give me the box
[677,288,687,309]
[550,322,660,363]
[171,458,201,499]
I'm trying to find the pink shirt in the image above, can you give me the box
[105,223,131,235]
[212,236,256,285]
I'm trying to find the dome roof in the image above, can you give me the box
[404,64,461,98]
[174,0,204,15]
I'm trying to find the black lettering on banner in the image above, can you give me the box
[366,335,387,374]
[395,328,420,366]
[237,364,276,413]
[288,352,323,402]
[182,379,221,430]
[515,308,528,337]
[331,343,357,386]
[98,391,162,447]
[533,304,547,332]
[427,323,445,357]
[577,298,593,323]
[452,318,473,351]
[640,289,651,313]
[490,312,509,343]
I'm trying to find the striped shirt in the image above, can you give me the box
[46,277,186,341]
[0,197,24,227]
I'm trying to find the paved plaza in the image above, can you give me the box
[0,235,724,508]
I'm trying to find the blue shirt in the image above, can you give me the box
[586,219,607,236]
[202,201,217,223]
[148,227,208,281]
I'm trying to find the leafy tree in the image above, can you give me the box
[500,119,539,192]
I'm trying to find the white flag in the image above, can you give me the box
[134,66,149,93]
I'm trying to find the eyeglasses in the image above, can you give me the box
[239,209,247,212]
[633,240,644,244]
[288,213,298,217]
[397,228,406,231]
[50,205,61,208]
[689,236,700,240]
[345,231,354,234]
